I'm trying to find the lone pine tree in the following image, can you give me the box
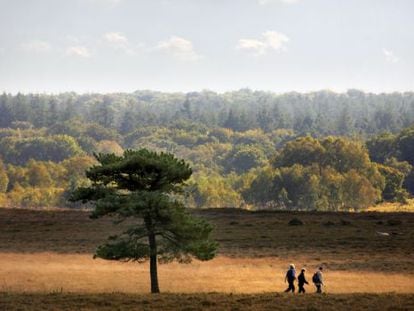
[70,149,217,293]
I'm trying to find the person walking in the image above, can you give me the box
[312,266,324,293]
[284,264,296,293]
[298,268,309,293]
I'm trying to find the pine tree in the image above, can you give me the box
[70,149,217,293]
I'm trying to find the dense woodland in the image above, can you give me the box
[0,89,414,210]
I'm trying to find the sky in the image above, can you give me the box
[0,0,413,94]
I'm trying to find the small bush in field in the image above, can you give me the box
[288,218,303,226]
[387,219,402,226]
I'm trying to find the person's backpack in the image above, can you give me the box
[312,272,319,283]
[286,269,295,280]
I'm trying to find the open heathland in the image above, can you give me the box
[1,208,413,273]
[1,292,414,311]
[0,208,413,309]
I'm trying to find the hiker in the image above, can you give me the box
[312,266,324,293]
[298,268,309,293]
[284,264,296,293]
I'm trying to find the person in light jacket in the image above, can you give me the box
[284,264,296,293]
[313,266,324,293]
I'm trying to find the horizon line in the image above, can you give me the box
[2,88,414,96]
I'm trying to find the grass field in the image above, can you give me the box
[1,292,413,311]
[366,199,414,212]
[0,208,413,309]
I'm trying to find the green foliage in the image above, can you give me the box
[226,144,266,173]
[0,90,413,210]
[0,134,83,165]
[247,137,385,210]
[8,183,65,208]
[377,164,408,202]
[367,126,414,195]
[273,136,325,168]
[190,172,242,208]
[3,90,414,137]
[397,126,414,165]
[366,133,396,163]
[341,170,382,210]
[0,159,9,193]
[1,156,94,208]
[240,166,276,207]
[71,149,218,293]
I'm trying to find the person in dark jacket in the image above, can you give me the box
[298,268,309,293]
[284,264,296,293]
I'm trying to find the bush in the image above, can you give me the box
[288,218,303,226]
[387,219,402,226]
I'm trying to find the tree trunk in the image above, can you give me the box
[148,232,160,293]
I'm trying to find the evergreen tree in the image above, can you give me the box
[71,149,217,293]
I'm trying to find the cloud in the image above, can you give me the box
[258,0,299,5]
[237,31,289,56]
[20,40,52,53]
[103,32,135,54]
[156,36,201,61]
[383,48,399,63]
[237,39,266,55]
[66,46,91,58]
[104,32,128,44]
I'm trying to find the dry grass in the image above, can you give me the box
[0,208,413,273]
[1,208,413,269]
[1,292,413,311]
[0,253,413,294]
[367,199,414,212]
[0,208,413,309]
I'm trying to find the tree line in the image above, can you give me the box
[0,90,413,210]
[1,89,414,136]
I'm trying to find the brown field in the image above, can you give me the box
[0,208,413,309]
[1,292,413,311]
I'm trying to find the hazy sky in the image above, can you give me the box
[0,0,413,93]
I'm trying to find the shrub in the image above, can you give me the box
[288,218,303,226]
[387,219,402,226]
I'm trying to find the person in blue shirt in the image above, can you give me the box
[284,264,296,293]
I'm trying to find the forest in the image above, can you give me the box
[0,89,413,210]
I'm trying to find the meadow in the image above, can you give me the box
[0,208,413,310]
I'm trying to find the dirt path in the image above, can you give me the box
[1,253,413,294]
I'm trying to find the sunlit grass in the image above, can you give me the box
[0,208,413,309]
[0,253,413,294]
[367,199,414,212]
